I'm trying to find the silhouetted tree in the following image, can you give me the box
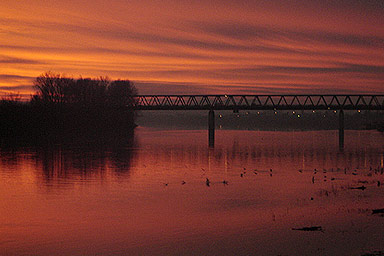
[0,72,139,139]
[107,79,137,107]
[32,73,137,108]
[1,93,22,103]
[33,72,74,104]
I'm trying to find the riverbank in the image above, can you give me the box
[0,99,136,142]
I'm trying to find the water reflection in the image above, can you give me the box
[1,129,383,189]
[134,129,383,174]
[0,134,136,190]
[0,129,383,255]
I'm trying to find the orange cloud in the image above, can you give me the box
[1,0,384,97]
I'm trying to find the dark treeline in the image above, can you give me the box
[0,72,137,142]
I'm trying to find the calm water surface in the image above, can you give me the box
[1,129,384,256]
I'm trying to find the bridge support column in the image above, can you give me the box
[339,109,344,150]
[208,110,215,147]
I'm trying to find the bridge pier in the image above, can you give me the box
[339,109,344,150]
[208,110,215,147]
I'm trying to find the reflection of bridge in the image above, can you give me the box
[131,95,384,148]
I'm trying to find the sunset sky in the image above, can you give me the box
[1,0,384,97]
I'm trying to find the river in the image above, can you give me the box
[0,128,383,255]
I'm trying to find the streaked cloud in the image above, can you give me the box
[1,0,383,97]
[0,55,45,65]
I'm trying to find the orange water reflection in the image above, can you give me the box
[0,129,383,255]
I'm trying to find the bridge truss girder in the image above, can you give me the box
[130,95,384,111]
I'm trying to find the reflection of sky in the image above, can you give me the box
[0,129,384,255]
[1,0,384,97]
[0,129,382,188]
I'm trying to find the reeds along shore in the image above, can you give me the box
[0,73,137,141]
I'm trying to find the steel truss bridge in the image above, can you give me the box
[131,95,384,111]
[130,94,383,148]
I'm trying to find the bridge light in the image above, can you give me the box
[219,114,223,118]
[358,110,361,113]
[225,95,228,98]
[274,111,277,114]
[257,112,260,115]
[292,111,295,114]
[334,110,337,113]
[312,110,315,113]
[298,114,301,118]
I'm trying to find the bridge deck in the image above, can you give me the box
[130,95,384,110]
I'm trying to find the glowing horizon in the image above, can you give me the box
[1,0,384,98]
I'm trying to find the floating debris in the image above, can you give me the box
[360,250,384,256]
[292,226,323,231]
[222,180,229,185]
[350,186,366,190]
[181,181,186,185]
[372,208,384,214]
[206,178,210,187]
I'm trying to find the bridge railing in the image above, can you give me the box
[128,95,384,110]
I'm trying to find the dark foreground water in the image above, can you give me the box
[0,129,383,256]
